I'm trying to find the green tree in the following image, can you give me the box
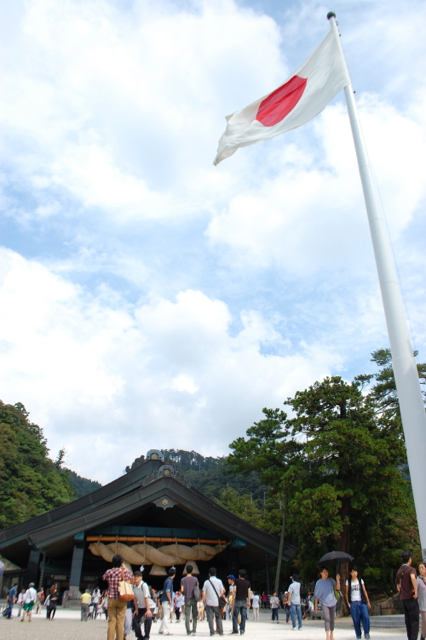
[65,469,102,498]
[286,377,410,583]
[227,373,418,589]
[214,487,265,530]
[228,408,302,493]
[0,402,75,529]
[356,348,426,419]
[55,447,67,469]
[161,451,268,503]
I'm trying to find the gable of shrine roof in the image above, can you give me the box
[0,458,168,546]
[0,456,298,563]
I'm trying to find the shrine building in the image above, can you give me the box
[0,450,296,599]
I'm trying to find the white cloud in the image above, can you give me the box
[0,0,425,486]
[171,374,199,394]
[1,0,286,222]
[0,248,343,482]
[206,96,426,274]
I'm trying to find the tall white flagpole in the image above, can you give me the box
[327,12,426,559]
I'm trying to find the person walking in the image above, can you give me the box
[227,575,236,620]
[282,591,291,623]
[91,587,100,617]
[102,590,109,619]
[306,593,315,618]
[62,588,71,608]
[80,589,92,621]
[36,588,44,613]
[159,567,176,636]
[2,583,17,619]
[21,582,38,622]
[288,574,302,630]
[149,588,157,622]
[418,562,426,640]
[46,584,59,620]
[270,592,280,622]
[314,567,340,640]
[251,592,260,621]
[181,563,199,636]
[345,566,371,640]
[123,599,134,639]
[17,588,26,617]
[133,569,152,640]
[197,599,205,621]
[202,567,225,637]
[231,569,251,636]
[396,551,419,640]
[103,553,133,640]
[174,591,184,622]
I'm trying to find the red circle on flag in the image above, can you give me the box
[256,75,307,127]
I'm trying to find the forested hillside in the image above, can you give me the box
[66,469,102,498]
[162,449,267,502]
[161,449,276,532]
[0,402,75,529]
[0,401,259,532]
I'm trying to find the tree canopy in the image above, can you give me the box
[227,351,424,588]
[0,402,76,529]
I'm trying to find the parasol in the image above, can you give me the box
[319,551,353,565]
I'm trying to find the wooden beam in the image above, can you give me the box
[86,536,227,544]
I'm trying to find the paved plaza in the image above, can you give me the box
[0,609,408,640]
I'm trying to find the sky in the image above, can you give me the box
[1,0,425,484]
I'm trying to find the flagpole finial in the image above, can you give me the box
[327,11,336,20]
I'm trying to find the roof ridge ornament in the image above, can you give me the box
[147,449,164,462]
[142,465,191,488]
[125,450,165,473]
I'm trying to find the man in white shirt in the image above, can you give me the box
[202,567,225,636]
[288,574,302,630]
[133,569,152,640]
[21,582,37,622]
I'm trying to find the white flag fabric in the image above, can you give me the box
[213,31,350,165]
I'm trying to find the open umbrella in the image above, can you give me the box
[319,551,353,564]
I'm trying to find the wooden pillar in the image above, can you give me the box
[38,553,45,589]
[228,546,240,577]
[69,532,85,600]
[25,548,41,586]
[265,554,270,594]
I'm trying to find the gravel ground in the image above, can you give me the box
[0,609,408,640]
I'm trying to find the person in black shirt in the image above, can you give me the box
[231,570,251,635]
[181,564,199,636]
[396,552,419,640]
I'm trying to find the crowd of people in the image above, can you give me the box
[2,549,426,640]
[1,582,62,621]
[79,587,109,620]
[100,556,254,639]
[99,555,374,640]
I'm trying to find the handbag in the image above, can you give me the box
[118,568,135,602]
[209,579,226,610]
[329,578,340,601]
[193,583,201,602]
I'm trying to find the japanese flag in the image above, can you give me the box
[214,31,350,165]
